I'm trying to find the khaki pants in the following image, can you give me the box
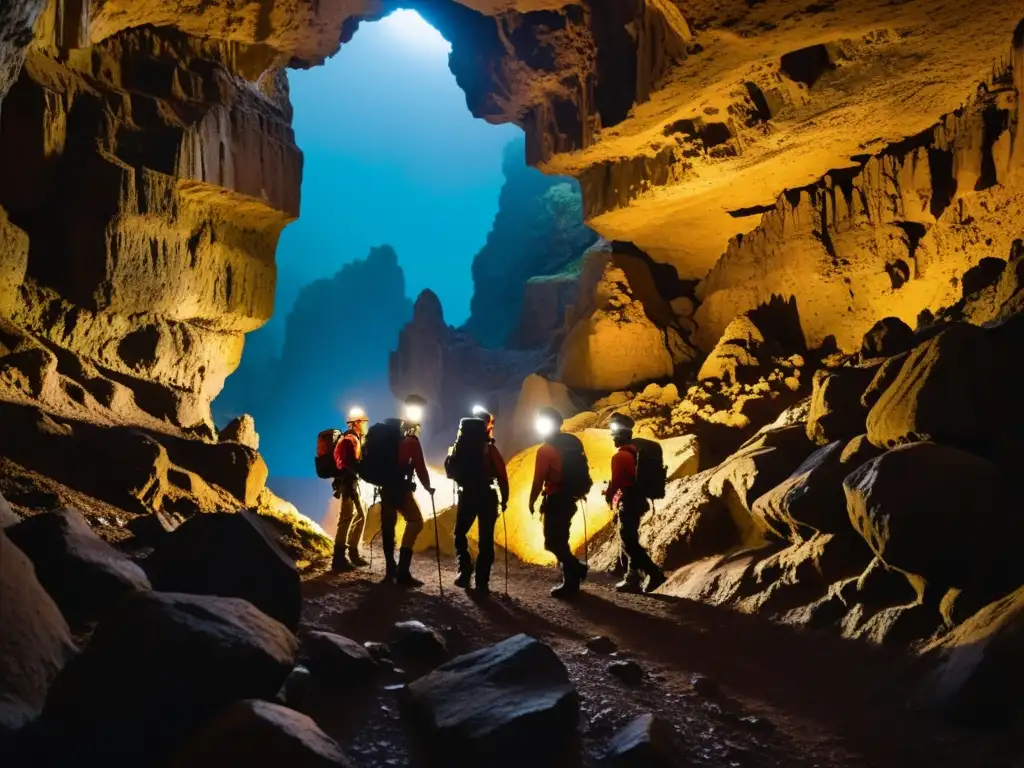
[335,472,365,551]
[381,488,424,551]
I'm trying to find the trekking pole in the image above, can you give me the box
[429,491,443,597]
[502,507,509,597]
[581,499,589,566]
[368,488,379,574]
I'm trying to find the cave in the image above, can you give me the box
[3,2,1024,767]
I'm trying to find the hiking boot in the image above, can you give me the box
[577,560,589,583]
[331,550,354,573]
[395,547,423,588]
[348,546,368,567]
[551,565,580,599]
[380,551,397,584]
[615,572,642,593]
[475,580,490,596]
[643,571,667,594]
[454,570,473,589]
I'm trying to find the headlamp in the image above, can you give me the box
[534,415,556,438]
[404,403,424,423]
[472,404,487,416]
[347,406,366,421]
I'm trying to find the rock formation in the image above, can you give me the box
[463,136,596,348]
[216,244,413,477]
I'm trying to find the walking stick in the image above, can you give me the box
[368,487,379,574]
[429,491,443,596]
[501,507,509,596]
[580,499,589,567]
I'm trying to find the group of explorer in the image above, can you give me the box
[314,394,666,600]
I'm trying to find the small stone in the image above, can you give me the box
[607,660,644,687]
[738,715,775,732]
[603,713,681,767]
[303,631,377,688]
[586,636,617,655]
[390,620,447,662]
[691,674,720,697]
[364,641,390,659]
[278,665,314,708]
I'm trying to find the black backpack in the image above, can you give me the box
[314,429,342,479]
[631,437,667,500]
[357,419,404,487]
[551,432,592,500]
[445,417,490,488]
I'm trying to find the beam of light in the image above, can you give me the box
[379,9,452,55]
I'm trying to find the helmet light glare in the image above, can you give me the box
[347,406,366,421]
[534,415,556,438]
[404,403,424,423]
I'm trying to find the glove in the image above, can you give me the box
[426,486,436,495]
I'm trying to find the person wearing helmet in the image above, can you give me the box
[331,406,369,572]
[379,394,433,587]
[607,412,666,593]
[529,406,588,598]
[450,406,509,595]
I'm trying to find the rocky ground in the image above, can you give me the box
[303,561,1023,768]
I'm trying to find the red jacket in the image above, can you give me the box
[487,443,510,506]
[606,444,637,505]
[530,442,563,505]
[334,431,361,473]
[399,435,431,489]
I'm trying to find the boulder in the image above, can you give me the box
[805,364,877,446]
[696,314,765,385]
[607,660,644,686]
[603,713,682,768]
[860,317,915,359]
[502,373,577,458]
[844,443,1010,588]
[860,351,909,410]
[558,242,691,391]
[302,631,377,687]
[0,491,18,527]
[918,585,1024,722]
[5,508,150,628]
[167,699,354,767]
[219,413,260,450]
[146,510,302,631]
[404,634,579,768]
[752,436,882,542]
[708,425,816,542]
[165,439,268,507]
[866,324,1004,451]
[44,591,297,763]
[0,531,77,731]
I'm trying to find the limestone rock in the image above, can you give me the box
[558,241,692,391]
[860,317,915,359]
[6,507,151,628]
[404,634,579,768]
[219,413,259,450]
[465,136,596,348]
[844,443,1010,588]
[164,439,268,507]
[603,713,682,768]
[0,206,28,317]
[44,591,297,763]
[752,439,882,542]
[860,351,909,410]
[708,424,816,542]
[866,324,1005,450]
[0,531,77,732]
[0,492,19,527]
[145,511,302,631]
[697,314,765,385]
[168,699,354,768]
[918,585,1024,722]
[805,364,878,446]
[302,631,377,688]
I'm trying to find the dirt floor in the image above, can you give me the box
[302,556,1022,768]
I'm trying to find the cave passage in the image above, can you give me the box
[213,9,522,515]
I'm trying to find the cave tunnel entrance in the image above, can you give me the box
[211,10,590,524]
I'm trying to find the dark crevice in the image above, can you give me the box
[885,259,911,290]
[927,147,957,220]
[780,44,834,88]
[976,104,1009,191]
[894,221,927,263]
[728,203,776,218]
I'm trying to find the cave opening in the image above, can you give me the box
[212,9,593,523]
